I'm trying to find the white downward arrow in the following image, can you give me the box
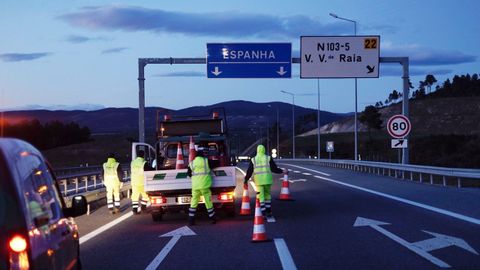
[277,66,287,76]
[354,217,478,268]
[211,66,222,76]
[145,226,196,270]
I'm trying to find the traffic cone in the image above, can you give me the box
[175,142,185,169]
[240,183,251,215]
[277,172,294,201]
[251,197,270,243]
[188,136,196,164]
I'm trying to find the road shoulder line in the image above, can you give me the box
[80,212,133,245]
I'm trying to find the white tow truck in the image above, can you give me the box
[132,111,237,221]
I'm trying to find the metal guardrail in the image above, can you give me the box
[280,159,480,188]
[55,166,132,208]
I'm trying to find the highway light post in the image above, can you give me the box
[329,12,359,161]
[281,90,296,159]
[317,79,321,159]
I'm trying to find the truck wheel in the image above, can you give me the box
[152,212,163,222]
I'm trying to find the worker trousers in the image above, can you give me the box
[131,184,149,213]
[256,184,272,215]
[105,181,121,210]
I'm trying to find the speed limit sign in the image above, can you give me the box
[387,115,411,138]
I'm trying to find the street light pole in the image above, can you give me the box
[281,90,296,159]
[329,12,358,161]
[317,79,321,159]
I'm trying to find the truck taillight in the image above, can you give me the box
[150,196,167,205]
[8,235,30,270]
[218,192,234,202]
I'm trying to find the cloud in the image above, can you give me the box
[65,34,108,43]
[101,47,128,54]
[382,42,476,66]
[153,71,204,77]
[58,5,352,38]
[380,66,452,77]
[0,52,51,62]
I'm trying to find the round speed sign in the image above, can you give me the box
[387,115,411,138]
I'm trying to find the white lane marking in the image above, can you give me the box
[302,172,312,176]
[146,226,196,270]
[289,179,307,183]
[284,164,331,176]
[267,216,276,223]
[312,174,480,226]
[80,212,133,245]
[293,170,301,173]
[274,238,298,270]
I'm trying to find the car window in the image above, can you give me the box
[16,153,62,229]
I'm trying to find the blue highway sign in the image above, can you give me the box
[207,43,291,78]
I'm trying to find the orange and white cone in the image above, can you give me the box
[188,136,196,164]
[251,197,270,243]
[240,183,251,215]
[278,172,294,201]
[175,142,185,169]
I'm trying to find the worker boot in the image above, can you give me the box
[114,207,120,214]
[209,215,217,224]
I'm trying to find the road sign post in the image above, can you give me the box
[207,43,291,78]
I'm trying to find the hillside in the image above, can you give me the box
[300,96,480,136]
[3,100,346,135]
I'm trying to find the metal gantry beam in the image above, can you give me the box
[138,56,410,164]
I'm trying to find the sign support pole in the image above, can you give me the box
[138,56,409,164]
[379,57,410,164]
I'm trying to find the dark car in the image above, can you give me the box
[0,138,87,270]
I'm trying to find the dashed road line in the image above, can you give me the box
[283,164,330,176]
[274,238,298,270]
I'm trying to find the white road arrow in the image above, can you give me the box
[145,226,196,270]
[211,66,222,76]
[354,217,478,268]
[277,66,287,76]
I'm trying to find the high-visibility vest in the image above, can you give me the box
[252,154,273,185]
[103,158,120,184]
[190,156,212,190]
[131,157,146,186]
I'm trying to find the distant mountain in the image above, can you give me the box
[2,100,347,135]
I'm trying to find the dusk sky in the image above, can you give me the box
[1,0,478,113]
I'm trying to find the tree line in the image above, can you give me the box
[2,119,91,150]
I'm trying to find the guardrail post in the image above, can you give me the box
[402,171,405,179]
[73,177,79,193]
[410,172,413,181]
[394,169,397,178]
[442,176,446,186]
[83,176,88,191]
[457,177,462,188]
[383,168,385,175]
[419,173,423,183]
[430,174,433,185]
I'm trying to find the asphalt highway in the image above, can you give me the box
[74,161,480,270]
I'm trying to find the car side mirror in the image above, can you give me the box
[64,195,87,217]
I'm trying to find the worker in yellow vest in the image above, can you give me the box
[244,144,285,217]
[187,146,216,225]
[103,153,123,214]
[130,150,152,214]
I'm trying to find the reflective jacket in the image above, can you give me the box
[130,157,146,186]
[190,156,212,190]
[252,145,273,185]
[103,158,120,185]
